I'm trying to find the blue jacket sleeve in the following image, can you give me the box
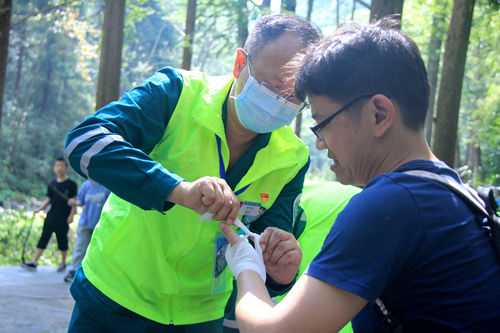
[65,67,185,212]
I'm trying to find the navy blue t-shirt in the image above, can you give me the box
[306,160,500,332]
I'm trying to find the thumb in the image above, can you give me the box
[219,223,243,246]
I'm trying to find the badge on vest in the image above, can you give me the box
[239,201,266,224]
[211,232,229,295]
[239,201,262,216]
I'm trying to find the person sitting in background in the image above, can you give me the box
[220,19,500,332]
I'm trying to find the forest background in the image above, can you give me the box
[0,0,498,264]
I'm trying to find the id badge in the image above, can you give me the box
[239,201,262,216]
[211,232,229,295]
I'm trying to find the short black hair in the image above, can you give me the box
[55,157,68,166]
[295,19,430,130]
[244,14,321,58]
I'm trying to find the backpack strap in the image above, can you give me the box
[371,170,500,333]
[403,170,500,263]
[403,170,490,217]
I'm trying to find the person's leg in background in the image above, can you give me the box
[65,224,93,282]
[54,222,69,272]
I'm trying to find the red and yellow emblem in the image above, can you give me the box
[260,193,269,203]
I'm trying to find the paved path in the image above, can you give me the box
[0,266,74,333]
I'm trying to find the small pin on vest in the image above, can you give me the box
[260,193,269,203]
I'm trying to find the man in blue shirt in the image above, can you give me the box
[64,180,110,283]
[220,19,500,332]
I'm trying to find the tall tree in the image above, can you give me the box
[432,0,475,167]
[281,0,296,13]
[294,0,314,138]
[336,0,341,26]
[370,0,404,28]
[424,0,448,144]
[182,0,196,70]
[307,0,314,20]
[236,0,248,48]
[95,0,125,111]
[0,0,12,140]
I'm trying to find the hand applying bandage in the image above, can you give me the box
[219,221,267,283]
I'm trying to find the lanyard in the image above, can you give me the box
[216,135,250,196]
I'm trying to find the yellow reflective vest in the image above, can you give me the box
[82,70,309,325]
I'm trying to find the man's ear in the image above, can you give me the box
[370,94,395,138]
[233,48,247,78]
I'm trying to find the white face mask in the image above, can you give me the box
[232,64,304,133]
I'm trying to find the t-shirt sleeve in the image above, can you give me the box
[69,180,78,199]
[77,182,87,206]
[46,184,52,199]
[305,177,425,302]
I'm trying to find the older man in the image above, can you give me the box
[221,20,500,332]
[65,14,319,332]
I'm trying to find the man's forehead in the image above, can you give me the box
[309,95,341,116]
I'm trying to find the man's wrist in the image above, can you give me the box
[166,181,187,206]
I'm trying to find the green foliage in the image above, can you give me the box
[0,208,77,266]
[1,0,97,199]
[0,0,498,204]
[403,0,499,186]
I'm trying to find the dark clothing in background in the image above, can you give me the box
[36,178,77,250]
[45,178,77,224]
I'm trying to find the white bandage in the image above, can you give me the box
[199,212,266,282]
[225,238,266,283]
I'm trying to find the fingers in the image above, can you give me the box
[172,176,241,223]
[219,222,243,246]
[261,227,299,265]
[199,178,239,222]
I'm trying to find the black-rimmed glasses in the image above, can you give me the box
[310,94,376,141]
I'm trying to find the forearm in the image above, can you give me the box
[66,128,184,211]
[69,204,76,217]
[38,197,51,211]
[65,68,184,212]
[236,271,278,333]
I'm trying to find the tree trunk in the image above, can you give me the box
[236,0,248,48]
[95,0,125,111]
[432,0,475,166]
[281,0,296,13]
[466,124,480,173]
[41,34,54,112]
[370,0,404,29]
[14,25,25,99]
[0,0,12,140]
[454,135,461,168]
[181,0,196,70]
[307,0,314,20]
[424,1,447,145]
[294,0,314,138]
[336,0,341,26]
